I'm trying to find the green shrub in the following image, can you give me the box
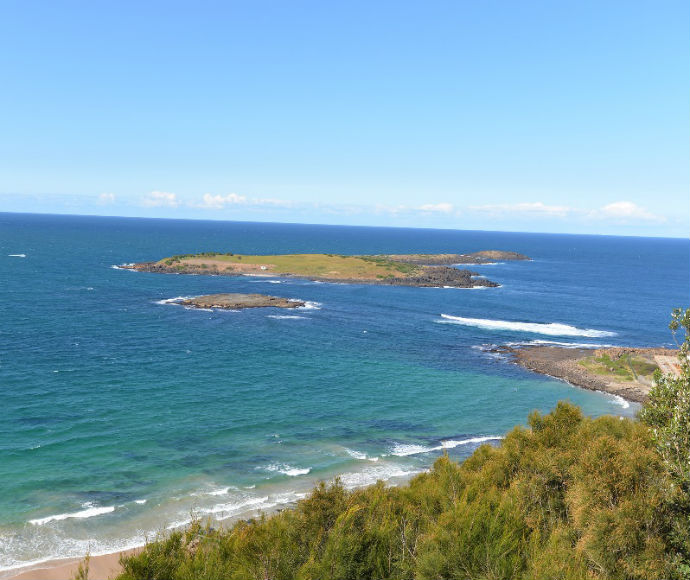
[118,401,687,580]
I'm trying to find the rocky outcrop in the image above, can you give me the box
[374,266,498,288]
[179,293,304,310]
[384,251,530,265]
[495,345,677,403]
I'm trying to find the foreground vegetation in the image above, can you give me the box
[112,311,689,580]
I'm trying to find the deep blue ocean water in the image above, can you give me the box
[1,212,688,571]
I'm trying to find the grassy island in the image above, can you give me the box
[121,250,529,287]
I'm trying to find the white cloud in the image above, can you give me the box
[189,193,295,210]
[141,191,180,208]
[373,203,408,215]
[372,202,458,216]
[418,202,454,213]
[468,199,667,225]
[470,201,572,218]
[193,193,248,209]
[98,192,116,205]
[595,201,664,222]
[256,197,295,208]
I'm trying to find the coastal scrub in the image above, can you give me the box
[115,401,689,580]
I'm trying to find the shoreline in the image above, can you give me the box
[497,345,678,403]
[4,549,140,580]
[3,343,655,579]
[1,465,425,580]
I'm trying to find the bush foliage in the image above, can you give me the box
[116,402,689,580]
[114,309,690,580]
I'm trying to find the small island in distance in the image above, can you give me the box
[122,250,530,288]
[179,293,305,310]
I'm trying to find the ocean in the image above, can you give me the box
[1,212,688,572]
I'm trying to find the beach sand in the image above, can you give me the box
[5,548,139,580]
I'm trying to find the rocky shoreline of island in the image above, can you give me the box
[383,250,530,265]
[119,250,529,288]
[494,345,679,403]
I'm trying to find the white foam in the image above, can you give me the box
[155,296,193,305]
[198,490,309,522]
[440,436,504,449]
[111,263,135,270]
[200,496,269,519]
[390,436,503,457]
[505,339,614,348]
[263,463,311,477]
[133,499,147,505]
[8,254,26,258]
[344,448,379,462]
[267,315,307,320]
[29,505,115,526]
[338,465,423,489]
[296,300,322,310]
[439,315,616,337]
[441,285,488,290]
[609,394,631,409]
[389,443,433,457]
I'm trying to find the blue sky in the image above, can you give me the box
[1,0,687,237]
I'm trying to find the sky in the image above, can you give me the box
[0,0,688,237]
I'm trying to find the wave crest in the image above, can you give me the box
[390,436,503,457]
[439,315,615,337]
[29,505,115,526]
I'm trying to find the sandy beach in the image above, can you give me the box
[4,549,139,580]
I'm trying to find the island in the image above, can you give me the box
[496,345,680,402]
[174,293,304,310]
[120,250,530,288]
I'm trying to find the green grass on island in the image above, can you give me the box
[158,253,421,279]
[579,353,659,382]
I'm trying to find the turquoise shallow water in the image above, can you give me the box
[0,213,688,571]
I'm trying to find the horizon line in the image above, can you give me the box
[2,210,688,241]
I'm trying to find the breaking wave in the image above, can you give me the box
[262,463,311,477]
[29,505,115,526]
[390,436,504,457]
[439,315,616,337]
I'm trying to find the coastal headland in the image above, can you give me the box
[120,250,529,288]
[497,345,679,402]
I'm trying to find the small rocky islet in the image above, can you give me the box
[178,293,304,310]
